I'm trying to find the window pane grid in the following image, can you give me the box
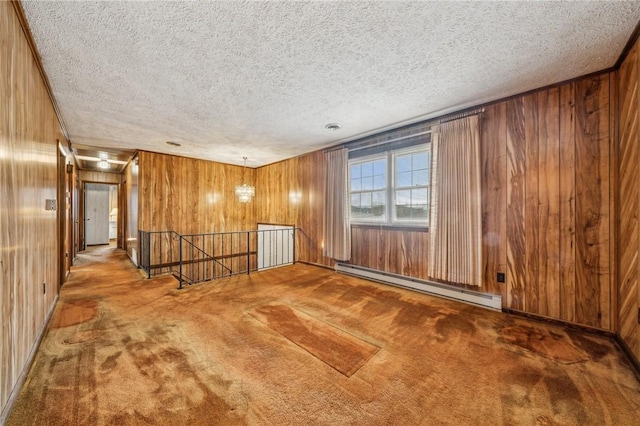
[350,158,387,221]
[349,146,430,226]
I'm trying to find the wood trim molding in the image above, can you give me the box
[10,0,70,142]
[615,18,640,70]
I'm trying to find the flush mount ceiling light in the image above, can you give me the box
[324,123,342,131]
[235,157,255,203]
[97,160,110,169]
[166,141,182,147]
[75,155,128,165]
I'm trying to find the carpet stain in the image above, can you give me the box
[392,302,440,327]
[249,303,380,377]
[100,350,122,371]
[498,324,588,364]
[8,247,640,425]
[51,299,98,328]
[434,312,477,340]
[568,331,612,361]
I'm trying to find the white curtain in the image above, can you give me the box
[323,147,351,261]
[428,115,482,286]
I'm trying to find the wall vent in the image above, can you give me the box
[335,263,502,311]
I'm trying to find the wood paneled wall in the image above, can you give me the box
[484,74,614,329]
[1,1,65,417]
[617,39,640,360]
[350,226,429,279]
[123,156,139,262]
[255,151,332,267]
[137,151,256,234]
[255,75,615,332]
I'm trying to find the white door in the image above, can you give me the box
[257,224,294,270]
[85,183,110,245]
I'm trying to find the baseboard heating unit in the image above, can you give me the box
[335,263,502,311]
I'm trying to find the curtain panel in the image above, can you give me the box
[428,116,482,286]
[323,147,351,261]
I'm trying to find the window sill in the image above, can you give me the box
[350,223,429,233]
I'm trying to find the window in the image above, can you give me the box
[393,149,430,222]
[350,157,387,221]
[349,145,430,226]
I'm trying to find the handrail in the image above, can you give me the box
[139,227,299,289]
[180,235,232,274]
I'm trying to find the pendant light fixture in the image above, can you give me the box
[235,157,255,203]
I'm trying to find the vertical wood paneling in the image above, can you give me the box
[350,227,429,279]
[506,98,527,310]
[1,1,63,416]
[617,41,640,360]
[559,84,577,323]
[481,103,507,297]
[138,151,255,235]
[537,88,561,318]
[575,75,611,328]
[488,74,612,331]
[124,157,139,262]
[523,93,539,313]
[255,151,332,267]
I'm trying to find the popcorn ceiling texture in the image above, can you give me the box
[21,1,640,166]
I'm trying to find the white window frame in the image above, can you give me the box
[349,143,430,227]
[391,145,431,226]
[348,153,388,224]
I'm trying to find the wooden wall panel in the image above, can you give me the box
[487,76,613,330]
[538,88,561,318]
[506,97,527,310]
[575,74,612,328]
[481,103,507,298]
[523,93,539,314]
[138,151,255,234]
[255,151,332,267]
[78,170,121,184]
[1,1,64,417]
[617,41,640,360]
[559,84,576,323]
[350,227,429,279]
[123,157,139,262]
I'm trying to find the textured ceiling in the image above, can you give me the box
[21,1,640,167]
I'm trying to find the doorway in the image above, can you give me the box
[84,183,117,246]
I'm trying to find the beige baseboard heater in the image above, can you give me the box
[335,263,502,311]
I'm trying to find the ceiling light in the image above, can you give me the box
[324,123,342,131]
[235,157,255,203]
[75,155,128,165]
[166,141,182,147]
[97,160,110,169]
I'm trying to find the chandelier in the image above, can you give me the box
[235,157,255,203]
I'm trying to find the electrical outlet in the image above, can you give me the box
[497,272,506,283]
